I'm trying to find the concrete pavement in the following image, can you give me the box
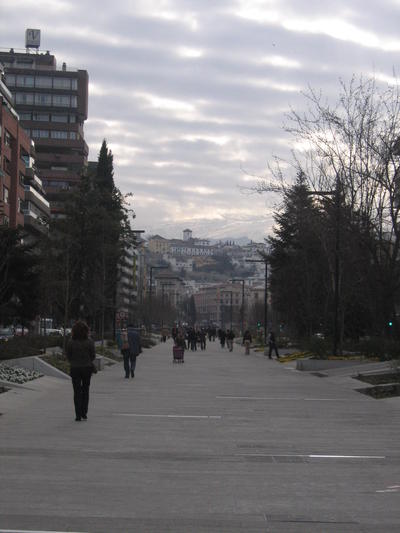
[1,340,400,532]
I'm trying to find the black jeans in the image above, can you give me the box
[123,349,137,376]
[70,366,92,418]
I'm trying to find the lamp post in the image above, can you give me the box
[307,177,341,356]
[246,253,269,352]
[149,265,168,330]
[230,278,245,335]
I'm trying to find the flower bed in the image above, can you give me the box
[0,364,43,384]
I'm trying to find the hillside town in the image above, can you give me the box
[118,228,268,332]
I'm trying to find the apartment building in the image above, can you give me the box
[0,66,29,228]
[0,34,88,216]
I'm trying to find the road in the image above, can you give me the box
[1,339,400,532]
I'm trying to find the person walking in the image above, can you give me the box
[199,329,207,351]
[219,329,226,348]
[243,330,252,355]
[126,324,142,378]
[66,321,96,422]
[268,331,279,359]
[226,329,235,352]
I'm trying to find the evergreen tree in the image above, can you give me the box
[268,173,327,338]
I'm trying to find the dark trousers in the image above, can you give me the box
[70,366,92,418]
[268,343,279,358]
[123,349,137,376]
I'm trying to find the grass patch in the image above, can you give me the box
[41,353,70,375]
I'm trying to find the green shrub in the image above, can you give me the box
[347,337,400,360]
[303,336,329,358]
[0,335,63,360]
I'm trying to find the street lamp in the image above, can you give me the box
[307,177,341,356]
[149,265,168,329]
[230,278,245,335]
[246,252,269,353]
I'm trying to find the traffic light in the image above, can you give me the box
[388,321,393,327]
[257,321,262,329]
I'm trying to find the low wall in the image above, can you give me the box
[4,356,69,380]
[4,355,105,379]
[296,359,367,371]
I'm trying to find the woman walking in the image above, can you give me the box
[66,321,96,421]
[243,330,252,355]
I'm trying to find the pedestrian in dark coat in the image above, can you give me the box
[219,329,226,348]
[243,330,252,355]
[268,331,279,359]
[226,329,235,351]
[66,321,96,421]
[126,324,142,378]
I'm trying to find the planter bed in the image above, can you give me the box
[355,372,400,385]
[357,383,400,399]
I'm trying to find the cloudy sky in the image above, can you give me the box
[2,0,400,241]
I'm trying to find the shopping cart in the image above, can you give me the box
[173,345,184,363]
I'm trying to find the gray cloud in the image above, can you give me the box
[2,0,400,240]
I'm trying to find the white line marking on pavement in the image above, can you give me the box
[235,453,385,459]
[217,396,357,401]
[115,413,222,419]
[0,530,88,533]
[216,396,302,400]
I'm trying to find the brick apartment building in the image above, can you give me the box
[0,33,89,216]
[0,68,30,228]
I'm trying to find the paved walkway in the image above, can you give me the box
[1,340,400,532]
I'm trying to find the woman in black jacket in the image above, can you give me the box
[66,321,96,421]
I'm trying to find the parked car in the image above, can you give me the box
[43,328,63,336]
[0,327,14,342]
[14,325,29,336]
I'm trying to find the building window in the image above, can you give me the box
[69,132,77,140]
[51,114,68,122]
[53,78,71,89]
[71,79,78,90]
[53,94,71,107]
[33,113,50,122]
[3,157,11,175]
[16,60,34,68]
[35,93,52,106]
[2,215,10,226]
[31,129,49,138]
[35,76,52,88]
[4,129,12,147]
[70,96,77,108]
[3,186,9,204]
[16,75,34,87]
[51,130,68,139]
[19,112,32,121]
[69,115,76,123]
[19,172,25,186]
[15,92,34,105]
[5,74,15,86]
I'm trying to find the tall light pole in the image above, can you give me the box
[306,177,341,356]
[246,253,268,352]
[230,278,245,335]
[149,265,168,329]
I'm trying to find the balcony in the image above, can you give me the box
[23,213,49,234]
[21,155,34,168]
[24,185,50,213]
